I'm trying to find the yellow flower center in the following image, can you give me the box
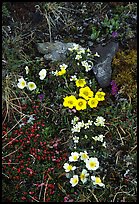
[80,173,85,180]
[73,178,78,184]
[67,165,72,171]
[90,161,96,168]
[21,81,25,86]
[83,91,89,96]
[78,102,83,106]
[68,100,73,105]
[30,84,34,88]
[91,100,95,104]
[82,153,88,159]
[95,177,101,184]
[98,94,103,98]
[73,155,78,160]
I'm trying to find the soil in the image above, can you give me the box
[3,2,137,51]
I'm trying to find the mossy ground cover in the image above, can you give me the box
[2,2,137,202]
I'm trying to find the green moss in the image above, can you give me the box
[112,49,137,100]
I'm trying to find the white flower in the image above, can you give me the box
[73,136,79,143]
[77,121,85,128]
[71,116,79,125]
[70,75,77,81]
[75,54,82,60]
[80,151,89,162]
[81,60,88,67]
[84,135,88,139]
[27,82,36,91]
[102,141,106,148]
[87,120,93,126]
[92,136,99,141]
[98,134,105,142]
[51,70,58,76]
[91,176,105,187]
[27,115,35,124]
[92,134,105,142]
[86,157,99,170]
[71,121,84,133]
[39,69,47,80]
[81,60,92,72]
[84,120,93,129]
[17,77,26,89]
[86,48,91,53]
[69,152,79,162]
[80,169,89,184]
[60,63,68,70]
[70,175,79,187]
[84,123,90,129]
[94,52,100,57]
[68,44,80,52]
[63,163,76,172]
[71,125,81,133]
[19,122,25,128]
[94,116,105,127]
[25,66,29,74]
[77,48,85,55]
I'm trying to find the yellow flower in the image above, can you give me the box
[57,68,66,76]
[88,98,98,108]
[75,79,86,87]
[75,98,87,111]
[95,91,105,101]
[79,86,94,100]
[63,95,77,109]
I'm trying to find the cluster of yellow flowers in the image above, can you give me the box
[63,79,105,111]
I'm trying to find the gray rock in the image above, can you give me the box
[37,41,83,62]
[37,40,119,88]
[92,41,119,88]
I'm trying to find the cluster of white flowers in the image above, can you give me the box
[17,77,36,91]
[19,114,35,128]
[63,151,105,187]
[70,75,77,81]
[71,117,93,133]
[68,44,96,73]
[84,120,93,129]
[59,63,68,70]
[71,121,84,133]
[71,116,79,125]
[94,116,105,127]
[68,44,81,52]
[92,134,105,142]
[81,60,93,72]
[17,67,47,90]
[73,136,79,144]
[75,54,82,60]
[51,63,68,76]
